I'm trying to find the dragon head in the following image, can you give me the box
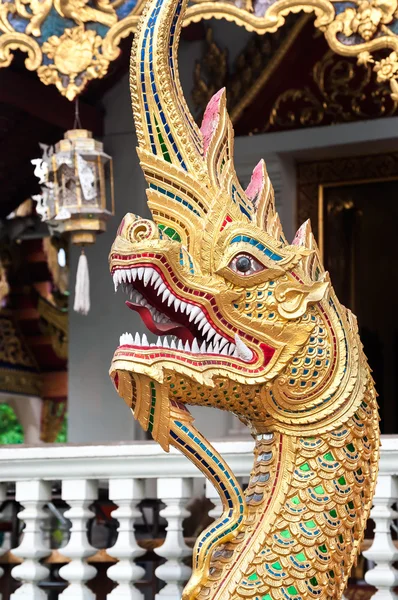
[109,0,356,450]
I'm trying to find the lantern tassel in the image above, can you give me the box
[74,248,90,315]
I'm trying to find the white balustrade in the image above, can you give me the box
[154,478,193,600]
[0,437,396,600]
[0,483,7,600]
[107,478,146,600]
[10,480,52,600]
[58,479,98,600]
[364,473,398,600]
[205,480,223,520]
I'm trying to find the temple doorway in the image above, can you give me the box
[297,152,398,433]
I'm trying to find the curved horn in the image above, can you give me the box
[130,0,204,175]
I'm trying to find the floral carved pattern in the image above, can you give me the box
[265,49,397,132]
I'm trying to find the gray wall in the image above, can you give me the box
[68,76,145,443]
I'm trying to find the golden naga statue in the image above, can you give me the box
[109,0,380,596]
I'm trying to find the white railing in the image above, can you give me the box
[0,436,396,600]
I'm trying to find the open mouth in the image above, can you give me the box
[112,265,255,363]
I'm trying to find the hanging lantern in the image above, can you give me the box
[32,128,114,315]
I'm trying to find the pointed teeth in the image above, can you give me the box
[194,312,203,325]
[151,270,160,286]
[157,282,166,296]
[188,306,201,322]
[131,268,138,282]
[167,293,174,307]
[197,316,208,332]
[234,334,254,362]
[143,267,153,286]
[154,277,163,291]
[119,331,240,358]
[162,288,170,302]
[119,333,134,346]
[206,327,217,342]
[219,338,228,351]
[202,322,211,336]
[174,298,181,311]
[137,267,145,280]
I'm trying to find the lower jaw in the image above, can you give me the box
[110,347,273,390]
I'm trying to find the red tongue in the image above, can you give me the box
[126,301,194,342]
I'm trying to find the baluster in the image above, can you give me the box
[205,480,222,521]
[0,483,8,600]
[10,480,51,600]
[107,478,146,600]
[58,479,98,600]
[364,474,398,600]
[154,478,193,600]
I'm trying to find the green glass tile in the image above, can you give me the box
[318,544,327,553]
[271,561,282,571]
[299,462,310,472]
[314,485,325,494]
[291,495,300,505]
[338,476,346,485]
[310,577,318,586]
[346,443,355,452]
[323,452,335,461]
[280,529,291,539]
[287,585,298,595]
[248,573,259,581]
[154,116,171,163]
[329,509,337,518]
[295,552,306,562]
[305,519,316,529]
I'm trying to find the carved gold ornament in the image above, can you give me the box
[37,26,109,99]
[108,0,380,596]
[1,0,398,98]
[265,49,398,132]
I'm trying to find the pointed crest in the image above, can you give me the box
[246,160,286,243]
[293,219,326,282]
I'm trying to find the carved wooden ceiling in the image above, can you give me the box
[192,15,398,135]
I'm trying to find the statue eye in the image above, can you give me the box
[229,253,265,276]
